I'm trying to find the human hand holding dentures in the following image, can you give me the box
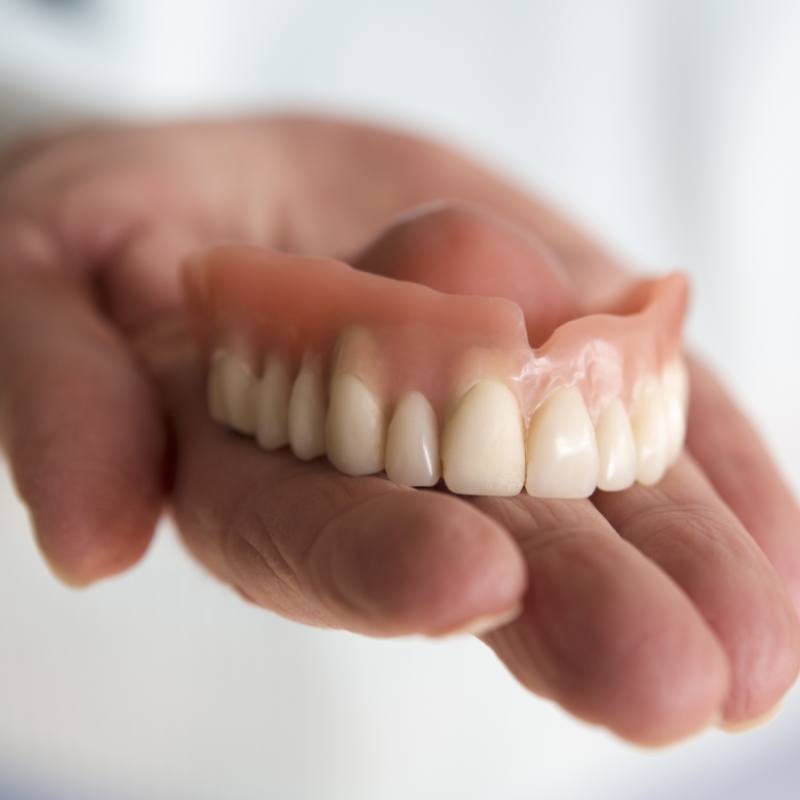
[1,117,799,745]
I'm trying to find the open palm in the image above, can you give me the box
[0,117,798,744]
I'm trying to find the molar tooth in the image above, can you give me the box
[256,356,292,450]
[288,356,326,460]
[631,377,669,485]
[326,374,386,476]
[595,398,637,491]
[220,350,258,434]
[207,349,227,424]
[525,386,599,498]
[385,391,440,487]
[442,380,525,496]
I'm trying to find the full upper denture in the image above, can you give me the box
[184,213,689,499]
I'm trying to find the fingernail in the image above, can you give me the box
[717,702,783,733]
[429,602,524,638]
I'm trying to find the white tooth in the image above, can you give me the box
[220,350,258,434]
[442,380,525,496]
[525,387,599,498]
[595,398,637,491]
[256,356,292,450]
[662,360,689,463]
[630,377,669,485]
[288,357,326,460]
[385,391,440,487]
[207,349,227,424]
[326,374,385,476]
[662,386,686,464]
[663,357,690,411]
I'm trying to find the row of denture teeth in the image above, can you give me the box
[207,349,689,498]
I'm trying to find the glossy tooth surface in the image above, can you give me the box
[385,391,440,487]
[662,360,689,463]
[207,349,227,423]
[595,398,637,491]
[288,357,326,460]
[326,374,385,476]
[220,350,258,434]
[525,386,599,498]
[442,380,525,496]
[256,356,292,450]
[631,378,669,485]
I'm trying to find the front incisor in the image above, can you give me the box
[441,379,525,496]
[525,386,599,498]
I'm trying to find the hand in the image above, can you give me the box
[1,117,798,744]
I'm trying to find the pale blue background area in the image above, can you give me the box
[1,1,799,798]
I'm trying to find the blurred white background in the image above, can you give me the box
[1,1,799,797]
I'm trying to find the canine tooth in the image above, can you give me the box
[385,391,440,487]
[207,349,227,423]
[595,398,637,491]
[288,357,326,460]
[220,350,258,434]
[256,356,292,450]
[631,377,669,485]
[442,380,525,496]
[326,374,385,476]
[525,387,599,498]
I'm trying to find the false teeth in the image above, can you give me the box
[385,391,440,487]
[442,380,526,496]
[326,374,386,476]
[595,398,637,492]
[662,360,689,462]
[631,378,669,486]
[256,355,292,450]
[288,355,326,460]
[525,386,599,498]
[219,351,258,434]
[192,244,690,498]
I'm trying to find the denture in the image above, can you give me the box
[185,233,689,499]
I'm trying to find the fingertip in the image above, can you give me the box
[551,596,730,747]
[29,490,160,586]
[311,490,527,637]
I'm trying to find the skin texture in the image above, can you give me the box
[0,117,799,745]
